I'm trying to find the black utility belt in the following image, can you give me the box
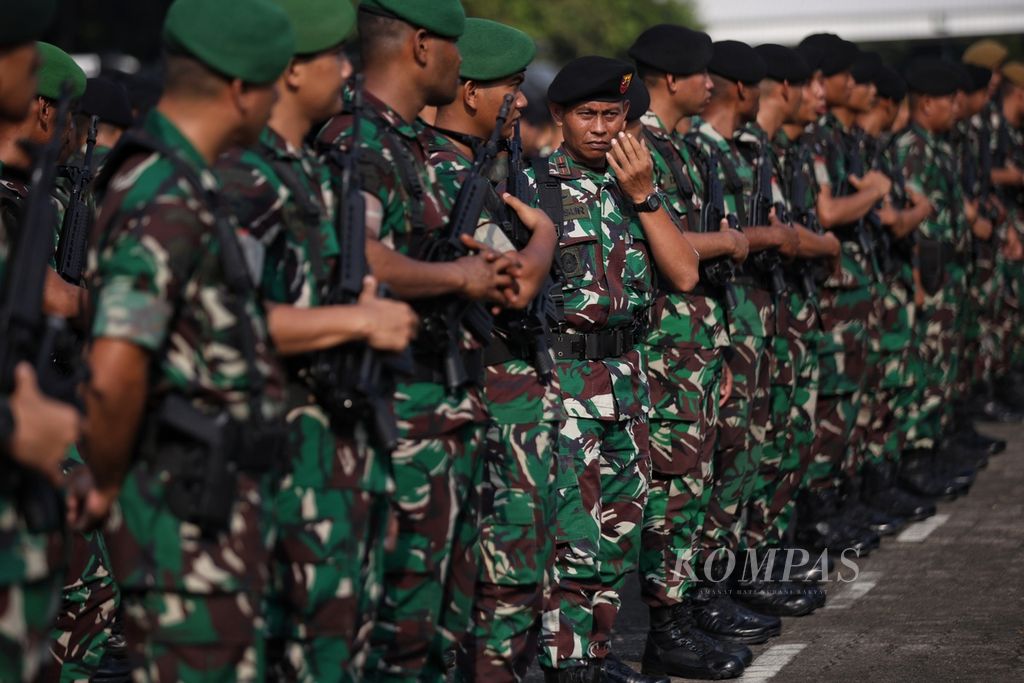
[408,348,485,387]
[550,326,640,361]
[483,333,533,367]
[687,283,727,300]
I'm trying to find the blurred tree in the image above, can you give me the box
[461,0,699,64]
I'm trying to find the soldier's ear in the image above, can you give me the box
[463,80,479,111]
[411,28,431,68]
[665,73,678,94]
[549,103,564,127]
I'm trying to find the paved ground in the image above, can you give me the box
[526,421,1024,681]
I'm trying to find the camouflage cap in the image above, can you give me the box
[36,42,87,100]
[1004,62,1024,89]
[273,0,355,55]
[360,0,466,39]
[163,0,295,85]
[0,0,56,48]
[962,39,1008,70]
[457,18,535,81]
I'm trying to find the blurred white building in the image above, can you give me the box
[695,0,1024,44]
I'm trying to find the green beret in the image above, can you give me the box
[457,18,534,82]
[163,0,296,85]
[273,0,356,55]
[360,0,465,39]
[36,42,87,100]
[0,0,56,48]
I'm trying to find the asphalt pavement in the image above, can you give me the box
[525,420,1024,682]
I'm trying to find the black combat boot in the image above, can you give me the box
[794,489,849,553]
[862,459,935,522]
[898,449,960,500]
[733,578,818,617]
[641,604,745,680]
[544,661,602,683]
[690,591,782,644]
[602,654,669,683]
[994,372,1024,411]
[841,473,905,536]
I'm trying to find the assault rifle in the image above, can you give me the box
[0,84,77,532]
[699,150,739,309]
[748,144,788,297]
[844,133,883,283]
[312,76,407,452]
[54,113,98,284]
[504,120,555,377]
[419,94,514,392]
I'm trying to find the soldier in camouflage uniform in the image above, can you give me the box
[687,41,799,580]
[625,25,757,680]
[0,3,84,679]
[526,56,702,682]
[317,2,517,680]
[78,1,294,680]
[217,2,418,680]
[850,65,939,524]
[739,45,843,591]
[426,18,564,682]
[790,34,891,553]
[894,59,989,502]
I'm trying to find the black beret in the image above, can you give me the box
[709,40,766,85]
[963,64,992,93]
[873,66,906,102]
[798,33,859,76]
[628,24,713,76]
[905,58,959,96]
[548,56,635,106]
[79,77,133,128]
[625,73,649,122]
[950,63,974,93]
[851,51,882,85]
[755,44,811,84]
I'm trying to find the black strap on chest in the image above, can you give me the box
[641,128,698,218]
[530,156,568,330]
[267,156,329,279]
[95,130,267,423]
[691,131,749,226]
[379,128,430,243]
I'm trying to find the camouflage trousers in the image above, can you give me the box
[122,591,266,683]
[745,296,819,550]
[539,414,650,669]
[805,286,871,491]
[455,419,558,683]
[640,346,723,607]
[266,413,389,683]
[699,333,769,561]
[44,529,119,683]
[0,575,63,683]
[904,268,967,451]
[994,259,1024,374]
[365,387,486,683]
[957,243,999,394]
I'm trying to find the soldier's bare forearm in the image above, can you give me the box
[686,231,738,261]
[742,226,783,252]
[794,224,839,259]
[816,185,882,227]
[265,303,373,355]
[366,238,466,299]
[82,338,150,494]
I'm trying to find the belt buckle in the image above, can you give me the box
[584,333,601,360]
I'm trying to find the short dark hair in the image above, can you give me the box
[163,52,229,99]
[358,10,411,66]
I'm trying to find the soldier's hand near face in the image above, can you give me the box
[607,131,656,203]
[7,362,80,488]
[357,276,419,352]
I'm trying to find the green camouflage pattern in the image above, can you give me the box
[319,93,488,681]
[522,148,653,669]
[895,123,970,450]
[217,125,390,681]
[636,110,729,607]
[89,110,286,677]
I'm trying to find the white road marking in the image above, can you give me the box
[896,513,951,543]
[739,643,808,682]
[825,570,882,610]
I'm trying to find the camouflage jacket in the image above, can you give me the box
[524,147,653,421]
[688,118,773,338]
[0,165,65,587]
[810,113,875,289]
[427,131,563,425]
[317,90,487,435]
[638,111,729,421]
[89,110,286,595]
[894,122,968,254]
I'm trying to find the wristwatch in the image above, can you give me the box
[633,192,661,213]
